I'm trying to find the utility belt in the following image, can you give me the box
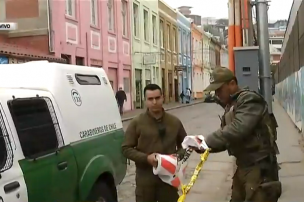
[227,130,275,166]
[235,153,277,168]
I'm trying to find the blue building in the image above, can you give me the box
[176,11,192,98]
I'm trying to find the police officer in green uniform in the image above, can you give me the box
[122,84,187,202]
[201,67,281,202]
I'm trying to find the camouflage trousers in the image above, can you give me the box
[230,159,281,202]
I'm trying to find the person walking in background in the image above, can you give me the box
[115,86,127,115]
[186,88,191,103]
[180,91,185,103]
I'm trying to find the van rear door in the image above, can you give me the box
[6,91,78,202]
[0,101,28,202]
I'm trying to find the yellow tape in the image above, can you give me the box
[177,149,210,202]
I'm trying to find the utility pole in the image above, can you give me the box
[255,0,272,113]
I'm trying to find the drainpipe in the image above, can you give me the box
[228,0,235,73]
[256,0,272,113]
[241,0,250,46]
[46,0,54,53]
[234,0,242,47]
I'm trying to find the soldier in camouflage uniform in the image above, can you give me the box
[202,67,281,202]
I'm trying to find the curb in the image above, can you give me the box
[122,100,205,122]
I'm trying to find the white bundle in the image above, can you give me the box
[152,135,208,188]
[181,135,209,150]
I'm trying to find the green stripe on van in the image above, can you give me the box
[19,129,126,202]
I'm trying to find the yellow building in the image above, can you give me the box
[158,0,178,103]
[131,0,161,108]
[191,22,204,98]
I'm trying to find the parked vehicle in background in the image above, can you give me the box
[204,92,215,103]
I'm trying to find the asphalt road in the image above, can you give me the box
[118,103,235,202]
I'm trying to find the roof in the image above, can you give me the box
[269,30,285,37]
[0,43,66,63]
[0,61,107,90]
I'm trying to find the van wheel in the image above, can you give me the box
[87,181,116,202]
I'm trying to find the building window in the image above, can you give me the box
[90,0,98,26]
[123,78,130,93]
[199,41,202,61]
[167,24,170,51]
[76,56,84,65]
[108,0,114,31]
[152,15,157,45]
[66,0,75,17]
[160,20,164,48]
[153,66,156,83]
[196,39,198,60]
[178,29,182,53]
[121,0,128,37]
[133,3,139,37]
[187,33,191,56]
[183,31,186,54]
[172,28,176,52]
[144,9,149,41]
[192,37,195,60]
[271,39,283,45]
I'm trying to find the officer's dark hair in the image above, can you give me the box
[144,84,162,96]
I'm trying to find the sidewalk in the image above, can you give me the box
[273,100,304,201]
[121,99,204,122]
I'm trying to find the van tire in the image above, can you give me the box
[86,181,117,202]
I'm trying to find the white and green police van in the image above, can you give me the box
[0,61,126,202]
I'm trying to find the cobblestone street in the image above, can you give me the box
[117,100,304,202]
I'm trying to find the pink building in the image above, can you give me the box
[51,0,132,110]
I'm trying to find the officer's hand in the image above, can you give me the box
[147,153,158,167]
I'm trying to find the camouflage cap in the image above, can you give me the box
[204,67,235,91]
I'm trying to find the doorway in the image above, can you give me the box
[76,56,84,65]
[174,78,179,102]
[135,70,143,109]
[135,80,142,109]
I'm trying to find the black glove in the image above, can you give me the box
[195,149,205,154]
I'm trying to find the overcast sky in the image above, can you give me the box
[163,0,293,21]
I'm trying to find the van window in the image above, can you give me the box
[8,97,63,158]
[75,74,101,85]
[0,111,13,172]
[0,132,7,168]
